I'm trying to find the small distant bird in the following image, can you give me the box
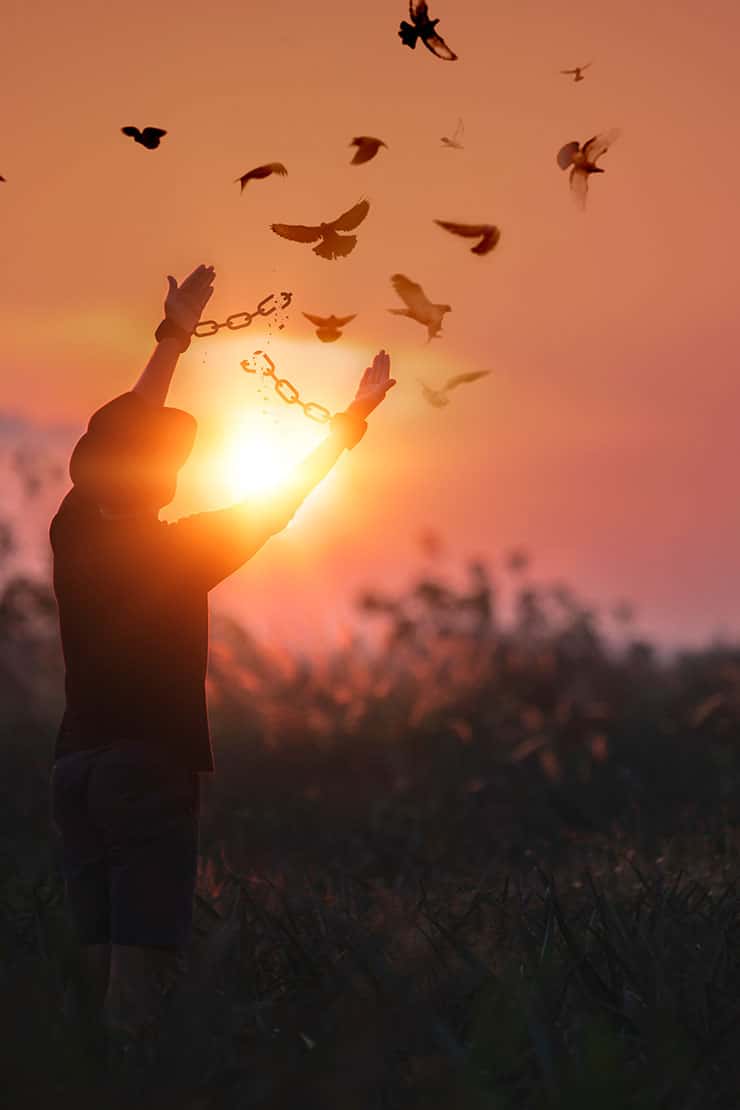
[350,137,387,165]
[557,129,621,209]
[399,1,458,61]
[418,371,492,407]
[234,163,287,192]
[560,62,592,82]
[121,126,167,150]
[434,220,501,256]
[441,118,464,149]
[302,312,357,342]
[388,273,451,341]
[271,198,370,260]
[0,175,5,182]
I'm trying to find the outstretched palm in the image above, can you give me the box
[164,264,216,334]
[347,349,396,420]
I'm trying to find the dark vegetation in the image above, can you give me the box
[2,489,740,1108]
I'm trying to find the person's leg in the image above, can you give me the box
[87,748,200,1040]
[51,751,112,1032]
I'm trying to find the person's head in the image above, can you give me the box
[69,393,197,515]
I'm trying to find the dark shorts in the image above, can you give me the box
[51,745,200,948]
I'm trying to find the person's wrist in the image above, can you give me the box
[331,409,367,449]
[155,317,192,352]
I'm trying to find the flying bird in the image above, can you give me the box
[271,198,370,260]
[234,163,287,191]
[441,118,464,149]
[350,137,387,165]
[419,371,492,408]
[399,1,458,61]
[557,129,621,209]
[388,273,451,341]
[560,62,592,82]
[121,126,167,150]
[434,220,501,256]
[302,312,357,342]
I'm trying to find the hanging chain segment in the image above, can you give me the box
[193,291,292,338]
[241,350,333,425]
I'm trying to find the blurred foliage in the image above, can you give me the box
[2,509,740,1107]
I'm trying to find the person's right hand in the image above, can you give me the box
[164,264,216,334]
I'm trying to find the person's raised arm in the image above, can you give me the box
[270,348,396,524]
[132,264,216,407]
[172,350,396,589]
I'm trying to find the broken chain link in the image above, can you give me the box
[193,291,292,338]
[240,350,333,425]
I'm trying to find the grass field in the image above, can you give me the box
[2,549,740,1108]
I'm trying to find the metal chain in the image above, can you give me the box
[193,291,293,338]
[240,350,333,425]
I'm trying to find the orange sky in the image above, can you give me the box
[2,0,740,649]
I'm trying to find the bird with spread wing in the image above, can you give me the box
[234,163,287,192]
[350,137,387,165]
[419,371,492,408]
[302,312,357,343]
[121,126,167,150]
[271,199,370,260]
[441,118,464,149]
[560,62,592,82]
[557,129,621,209]
[434,220,501,256]
[399,1,457,60]
[388,274,451,341]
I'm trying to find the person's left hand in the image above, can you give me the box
[164,264,216,334]
[346,349,396,421]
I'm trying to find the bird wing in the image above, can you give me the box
[435,219,491,239]
[583,128,621,164]
[330,198,370,231]
[266,162,288,175]
[332,314,357,327]
[410,0,428,23]
[579,61,593,70]
[350,143,375,165]
[121,126,141,138]
[444,370,492,391]
[557,141,580,170]
[391,273,432,315]
[569,167,589,210]
[423,29,458,60]
[142,128,167,139]
[271,221,322,243]
[302,312,331,327]
[560,68,577,75]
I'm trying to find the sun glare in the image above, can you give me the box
[202,335,361,511]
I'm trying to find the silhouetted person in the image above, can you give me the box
[49,263,396,1061]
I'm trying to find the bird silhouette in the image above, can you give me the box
[234,163,287,191]
[399,1,457,60]
[271,199,370,260]
[388,274,451,341]
[434,220,501,255]
[121,126,167,150]
[350,137,387,165]
[560,62,592,82]
[302,312,357,342]
[419,371,492,407]
[0,175,5,182]
[557,129,620,209]
[441,118,464,148]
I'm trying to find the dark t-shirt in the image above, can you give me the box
[50,487,291,772]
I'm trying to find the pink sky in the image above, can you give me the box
[2,0,740,649]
